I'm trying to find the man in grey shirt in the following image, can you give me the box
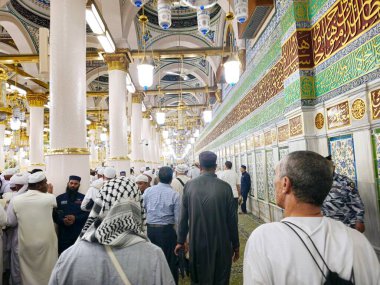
[49,176,174,285]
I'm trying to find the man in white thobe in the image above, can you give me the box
[5,173,29,285]
[8,172,57,285]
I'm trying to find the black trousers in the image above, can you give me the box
[241,190,249,213]
[147,225,179,284]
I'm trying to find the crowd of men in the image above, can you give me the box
[0,149,377,285]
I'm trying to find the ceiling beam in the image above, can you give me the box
[151,104,205,110]
[128,48,230,59]
[144,86,218,95]
[5,64,49,89]
[0,53,103,64]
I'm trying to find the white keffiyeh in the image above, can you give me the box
[80,176,147,247]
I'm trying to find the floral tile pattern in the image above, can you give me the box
[329,135,357,182]
[255,152,266,200]
[279,147,289,160]
[266,150,276,203]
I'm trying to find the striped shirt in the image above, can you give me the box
[143,183,180,225]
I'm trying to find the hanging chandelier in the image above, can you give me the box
[197,9,210,35]
[234,0,248,23]
[203,109,212,123]
[158,0,172,30]
[224,53,241,85]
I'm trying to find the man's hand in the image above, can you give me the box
[64,215,75,226]
[355,221,365,233]
[232,248,240,262]
[174,243,184,256]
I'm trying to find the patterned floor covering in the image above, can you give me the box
[179,213,264,285]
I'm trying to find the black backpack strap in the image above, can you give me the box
[281,221,328,280]
[176,177,185,187]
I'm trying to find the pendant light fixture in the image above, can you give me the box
[223,8,241,85]
[234,0,248,23]
[158,0,172,30]
[137,12,154,90]
[197,9,210,35]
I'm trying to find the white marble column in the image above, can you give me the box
[141,112,151,167]
[104,54,130,174]
[88,126,98,168]
[131,94,144,169]
[155,131,161,167]
[27,93,47,170]
[46,0,89,195]
[0,122,5,171]
[148,122,156,169]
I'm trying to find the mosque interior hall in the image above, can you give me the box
[0,0,379,282]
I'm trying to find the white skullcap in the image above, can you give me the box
[3,168,16,176]
[97,167,105,175]
[136,174,149,183]
[91,178,104,189]
[10,173,28,185]
[143,170,153,180]
[28,172,46,183]
[176,164,188,173]
[104,167,116,179]
[140,167,146,173]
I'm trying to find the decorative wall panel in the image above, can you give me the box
[329,134,357,182]
[196,60,284,151]
[370,88,380,120]
[279,147,289,160]
[266,150,276,204]
[312,0,380,66]
[371,130,380,201]
[351,99,366,120]
[327,101,350,129]
[265,131,272,146]
[289,115,303,137]
[255,151,266,200]
[278,124,290,143]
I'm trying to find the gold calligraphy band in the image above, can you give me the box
[46,148,90,155]
[108,156,130,161]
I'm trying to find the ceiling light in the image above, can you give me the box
[100,132,108,142]
[235,0,248,23]
[86,119,92,125]
[86,4,105,34]
[197,9,210,35]
[97,31,115,53]
[190,137,195,144]
[203,109,212,123]
[162,130,169,139]
[194,129,200,137]
[156,111,166,125]
[4,137,11,146]
[224,53,241,85]
[158,0,172,30]
[137,58,154,90]
[10,117,21,131]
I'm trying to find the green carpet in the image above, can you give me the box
[179,214,263,285]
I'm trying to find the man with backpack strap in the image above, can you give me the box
[171,164,190,198]
[243,151,379,284]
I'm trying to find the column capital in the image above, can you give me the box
[132,93,144,104]
[0,66,8,81]
[27,93,48,107]
[142,111,151,119]
[103,53,128,72]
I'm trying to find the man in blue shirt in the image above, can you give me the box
[53,175,89,254]
[143,167,180,284]
[240,165,251,214]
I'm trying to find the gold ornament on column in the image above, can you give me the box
[132,93,144,104]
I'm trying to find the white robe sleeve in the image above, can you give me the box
[6,200,17,227]
[81,188,94,211]
[0,204,7,226]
